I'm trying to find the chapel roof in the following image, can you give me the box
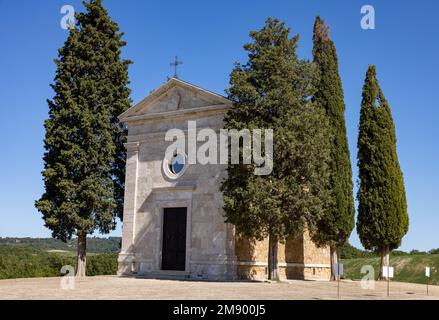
[118,78,231,123]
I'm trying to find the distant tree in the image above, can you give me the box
[311,17,355,280]
[357,65,409,280]
[221,18,331,280]
[35,0,131,277]
[339,243,375,259]
[409,249,426,255]
[391,250,409,257]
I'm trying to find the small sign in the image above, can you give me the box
[382,266,394,278]
[333,263,344,277]
[425,267,431,277]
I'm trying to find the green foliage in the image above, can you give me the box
[342,254,439,285]
[392,250,410,256]
[409,249,427,255]
[0,237,121,253]
[357,65,409,252]
[86,253,118,276]
[0,246,117,279]
[339,243,429,259]
[221,18,331,242]
[339,243,374,259]
[35,0,131,242]
[311,17,355,250]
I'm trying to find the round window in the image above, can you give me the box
[163,151,188,179]
[169,153,185,175]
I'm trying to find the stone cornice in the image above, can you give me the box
[121,104,231,124]
[124,141,140,152]
[126,125,224,144]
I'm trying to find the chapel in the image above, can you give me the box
[117,78,331,280]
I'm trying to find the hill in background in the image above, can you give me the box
[339,244,439,285]
[342,254,439,285]
[340,243,439,259]
[0,237,121,253]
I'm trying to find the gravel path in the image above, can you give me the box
[0,276,437,300]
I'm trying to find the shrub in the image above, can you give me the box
[86,254,118,276]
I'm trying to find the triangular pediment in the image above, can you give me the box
[119,78,231,122]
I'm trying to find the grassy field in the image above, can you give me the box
[342,254,439,285]
[0,246,117,279]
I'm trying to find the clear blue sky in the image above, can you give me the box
[0,0,438,251]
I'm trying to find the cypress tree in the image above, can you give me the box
[221,18,331,280]
[311,17,355,280]
[35,0,132,276]
[357,65,409,279]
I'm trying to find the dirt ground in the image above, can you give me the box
[0,276,438,300]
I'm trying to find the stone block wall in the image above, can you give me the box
[235,231,331,281]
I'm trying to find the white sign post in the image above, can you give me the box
[334,263,344,278]
[333,263,344,299]
[425,266,431,295]
[382,266,394,278]
[382,266,394,297]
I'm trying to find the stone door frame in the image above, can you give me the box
[154,197,192,274]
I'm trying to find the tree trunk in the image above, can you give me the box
[330,246,339,281]
[379,245,390,280]
[76,233,87,277]
[267,233,279,281]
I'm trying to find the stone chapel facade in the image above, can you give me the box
[117,78,331,280]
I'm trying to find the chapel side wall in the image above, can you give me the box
[235,236,304,280]
[235,231,330,281]
[301,230,331,280]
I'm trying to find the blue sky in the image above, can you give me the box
[0,0,438,251]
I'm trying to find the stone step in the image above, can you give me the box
[134,272,192,280]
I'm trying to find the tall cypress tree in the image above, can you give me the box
[357,65,408,279]
[311,17,355,280]
[221,18,331,280]
[35,0,132,276]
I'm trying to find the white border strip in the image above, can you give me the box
[236,261,330,268]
